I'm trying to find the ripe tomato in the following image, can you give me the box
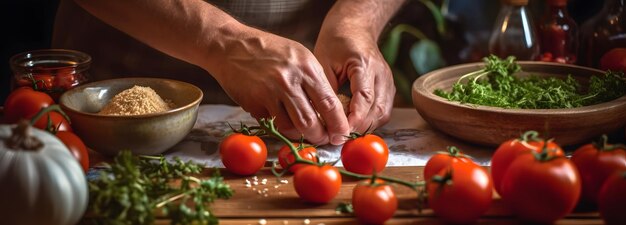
[598,170,626,225]
[341,134,389,174]
[278,143,318,173]
[491,133,563,195]
[219,133,267,175]
[54,70,78,90]
[293,164,341,203]
[600,48,626,72]
[31,111,73,132]
[571,139,626,205]
[427,162,493,224]
[500,153,581,224]
[56,131,89,172]
[3,87,54,124]
[423,146,475,181]
[352,179,397,224]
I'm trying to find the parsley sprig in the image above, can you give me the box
[86,151,233,225]
[434,55,626,109]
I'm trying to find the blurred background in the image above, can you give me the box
[0,0,605,105]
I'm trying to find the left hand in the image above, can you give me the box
[314,31,395,133]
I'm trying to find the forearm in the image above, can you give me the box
[320,0,406,41]
[73,0,243,74]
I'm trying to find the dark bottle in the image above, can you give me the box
[538,0,578,64]
[580,0,626,68]
[489,0,540,60]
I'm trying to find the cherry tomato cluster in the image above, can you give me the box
[220,118,397,224]
[220,119,626,224]
[492,131,626,224]
[3,86,89,172]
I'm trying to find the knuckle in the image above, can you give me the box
[355,88,375,105]
[296,114,317,131]
[315,95,340,114]
[376,104,391,124]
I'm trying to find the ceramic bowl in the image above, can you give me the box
[59,77,203,155]
[412,61,626,146]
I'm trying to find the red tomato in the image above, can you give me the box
[278,143,318,173]
[491,134,563,195]
[54,72,77,90]
[571,140,626,204]
[600,48,626,72]
[33,74,55,91]
[500,153,581,224]
[56,131,89,172]
[219,133,267,175]
[30,111,73,132]
[293,164,341,203]
[427,162,493,224]
[341,134,389,174]
[352,179,397,224]
[3,87,54,124]
[598,170,626,225]
[423,146,476,181]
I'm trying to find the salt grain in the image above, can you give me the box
[258,219,267,225]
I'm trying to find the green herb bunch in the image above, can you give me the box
[434,55,626,109]
[86,151,233,225]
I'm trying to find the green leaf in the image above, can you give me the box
[419,0,446,35]
[380,24,429,66]
[409,39,446,75]
[335,202,354,214]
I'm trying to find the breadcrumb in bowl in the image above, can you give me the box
[59,77,203,156]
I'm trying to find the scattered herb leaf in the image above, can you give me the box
[335,202,354,214]
[86,151,233,225]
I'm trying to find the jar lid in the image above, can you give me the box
[505,0,529,6]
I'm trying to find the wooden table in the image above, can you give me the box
[142,166,603,225]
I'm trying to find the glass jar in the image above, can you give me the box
[10,49,91,101]
[538,0,578,64]
[488,0,540,60]
[579,0,626,68]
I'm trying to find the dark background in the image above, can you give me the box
[0,0,604,104]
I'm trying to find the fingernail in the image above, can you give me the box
[331,135,345,145]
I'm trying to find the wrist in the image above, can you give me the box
[200,19,251,76]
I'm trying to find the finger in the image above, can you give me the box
[353,70,395,133]
[268,102,300,140]
[347,65,375,132]
[303,79,350,146]
[281,88,329,145]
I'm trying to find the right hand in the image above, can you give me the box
[208,24,349,145]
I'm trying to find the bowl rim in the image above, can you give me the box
[60,77,203,118]
[413,61,626,115]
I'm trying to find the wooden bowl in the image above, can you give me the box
[59,78,203,155]
[412,61,626,146]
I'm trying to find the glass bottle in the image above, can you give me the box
[488,0,540,60]
[580,0,626,68]
[10,49,91,101]
[538,0,578,64]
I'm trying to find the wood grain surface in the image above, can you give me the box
[189,166,602,224]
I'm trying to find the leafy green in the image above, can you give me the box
[86,151,233,225]
[434,55,626,109]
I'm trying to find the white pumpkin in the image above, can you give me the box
[0,122,88,225]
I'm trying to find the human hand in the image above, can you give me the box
[314,31,395,133]
[208,24,349,145]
